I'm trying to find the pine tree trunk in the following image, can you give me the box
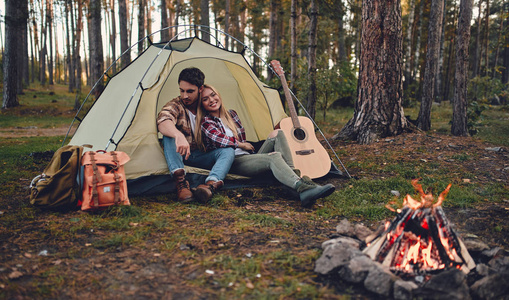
[473,0,482,78]
[435,0,446,103]
[452,0,474,136]
[267,0,278,82]
[417,0,444,131]
[334,0,407,145]
[3,0,28,108]
[200,0,210,43]
[290,0,297,90]
[337,0,347,63]
[109,0,116,74]
[48,0,54,85]
[161,0,169,41]
[412,0,424,80]
[138,0,145,54]
[404,0,416,90]
[74,0,83,93]
[306,0,318,119]
[119,0,130,69]
[40,0,47,85]
[484,0,489,77]
[89,0,104,97]
[225,0,230,50]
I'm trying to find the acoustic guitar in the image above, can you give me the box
[270,60,330,179]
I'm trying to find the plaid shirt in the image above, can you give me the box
[201,110,246,151]
[156,96,198,150]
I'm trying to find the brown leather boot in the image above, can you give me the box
[193,180,224,203]
[173,169,194,203]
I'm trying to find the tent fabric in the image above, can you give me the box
[69,37,288,183]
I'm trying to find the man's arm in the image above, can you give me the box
[158,120,191,160]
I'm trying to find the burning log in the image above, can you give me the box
[363,179,476,275]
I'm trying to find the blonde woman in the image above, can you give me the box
[193,84,335,207]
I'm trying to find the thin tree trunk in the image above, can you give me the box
[225,0,230,50]
[306,0,318,119]
[200,0,210,42]
[492,2,504,78]
[48,0,54,85]
[66,0,75,93]
[452,0,474,136]
[484,0,489,77]
[40,0,47,85]
[109,0,117,74]
[74,0,83,93]
[404,0,416,90]
[412,0,424,80]
[29,22,35,83]
[161,0,169,41]
[335,0,407,144]
[267,0,278,82]
[119,0,130,69]
[337,0,347,63]
[290,0,297,90]
[138,0,145,54]
[417,0,444,131]
[89,0,104,98]
[3,0,28,108]
[473,0,482,78]
[435,0,446,103]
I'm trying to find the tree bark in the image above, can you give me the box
[404,0,416,90]
[290,0,297,90]
[89,0,104,98]
[3,0,28,109]
[267,0,278,82]
[435,0,446,103]
[473,0,482,78]
[334,0,408,145]
[306,0,318,119]
[417,0,444,131]
[200,0,210,43]
[225,0,230,50]
[452,0,474,136]
[337,0,347,63]
[48,0,54,85]
[138,0,145,54]
[109,0,116,74]
[161,0,170,41]
[119,0,130,69]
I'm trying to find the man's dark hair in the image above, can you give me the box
[178,67,205,88]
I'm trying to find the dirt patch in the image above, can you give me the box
[0,126,76,138]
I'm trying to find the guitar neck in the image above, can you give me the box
[271,60,301,129]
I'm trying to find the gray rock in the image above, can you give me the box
[485,147,503,152]
[314,242,364,275]
[321,236,361,250]
[336,219,354,236]
[338,255,374,283]
[418,269,470,300]
[463,239,490,252]
[475,263,492,277]
[488,256,509,273]
[363,263,398,297]
[393,280,418,300]
[354,223,373,242]
[471,272,509,300]
[481,247,502,258]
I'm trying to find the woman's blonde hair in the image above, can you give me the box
[195,84,240,151]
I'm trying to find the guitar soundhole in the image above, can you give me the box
[293,128,307,141]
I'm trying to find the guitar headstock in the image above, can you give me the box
[270,60,285,76]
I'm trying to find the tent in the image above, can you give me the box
[66,35,343,195]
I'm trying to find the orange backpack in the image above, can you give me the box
[81,150,130,211]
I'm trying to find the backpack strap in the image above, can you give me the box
[89,152,101,208]
[111,152,121,204]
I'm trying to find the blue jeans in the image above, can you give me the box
[162,136,234,182]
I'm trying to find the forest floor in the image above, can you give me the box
[1,121,509,299]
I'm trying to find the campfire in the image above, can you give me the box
[363,179,476,275]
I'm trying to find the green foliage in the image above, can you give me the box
[467,100,487,136]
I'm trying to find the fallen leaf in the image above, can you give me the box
[8,271,23,279]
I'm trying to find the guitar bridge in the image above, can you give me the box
[295,149,315,155]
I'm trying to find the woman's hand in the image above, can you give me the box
[238,142,255,152]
